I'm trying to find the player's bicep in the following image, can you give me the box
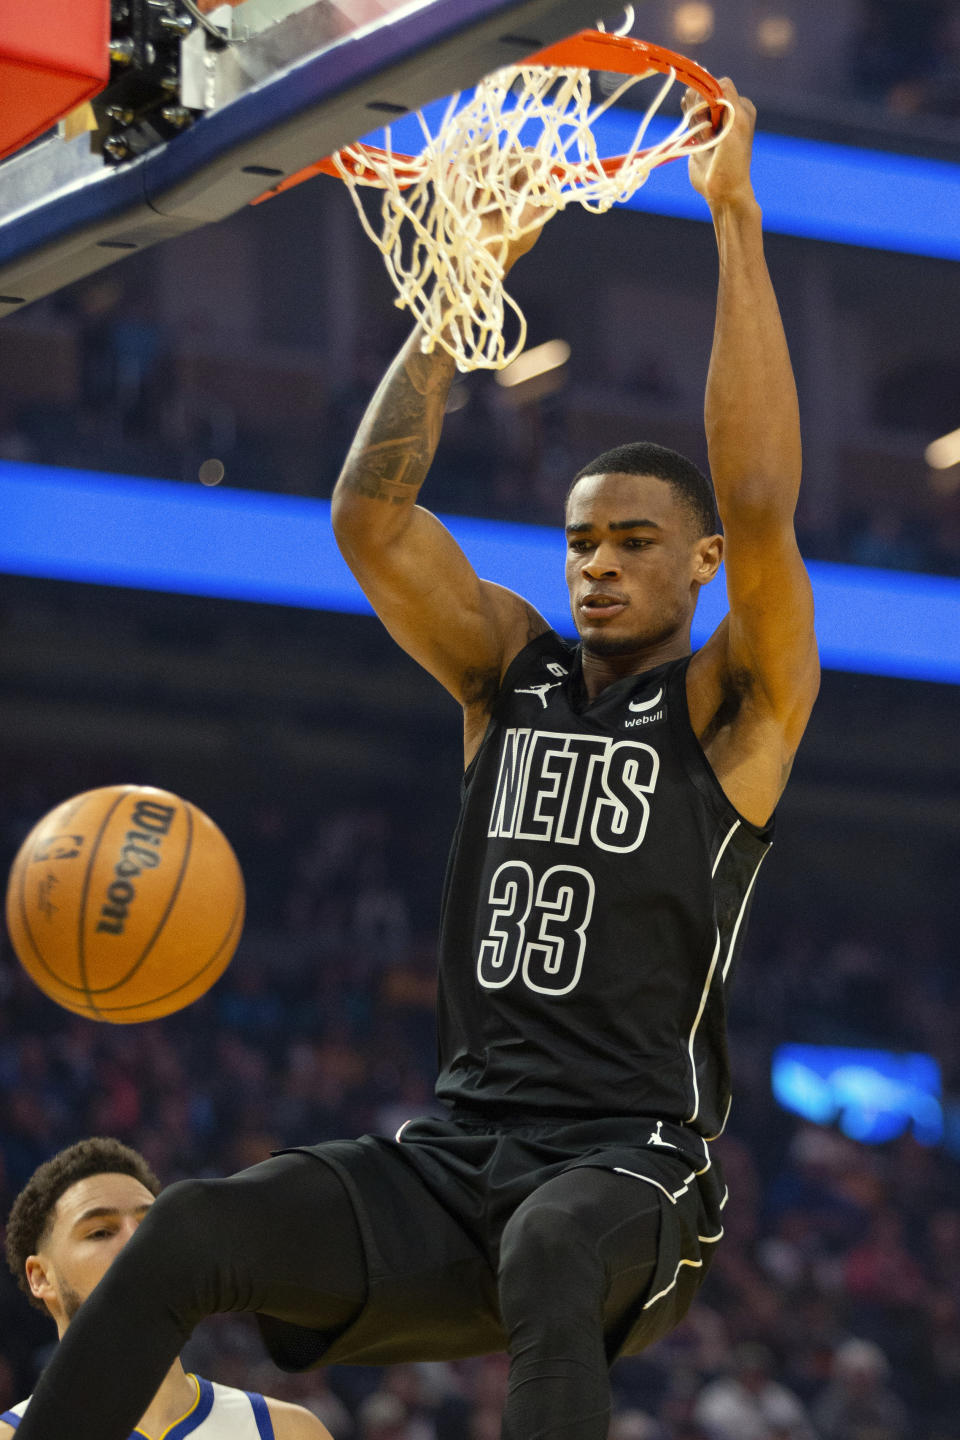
[335,503,541,702]
[719,517,819,742]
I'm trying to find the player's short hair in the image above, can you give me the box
[567,442,719,538]
[5,1137,161,1311]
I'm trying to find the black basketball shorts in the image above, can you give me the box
[259,1112,725,1371]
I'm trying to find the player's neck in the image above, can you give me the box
[580,633,690,701]
[133,1362,198,1440]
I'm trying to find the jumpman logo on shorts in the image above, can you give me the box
[646,1121,678,1151]
[515,682,562,709]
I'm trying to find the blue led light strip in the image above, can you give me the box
[2,460,959,684]
[366,107,960,261]
[613,117,960,261]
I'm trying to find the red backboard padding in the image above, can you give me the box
[0,0,110,160]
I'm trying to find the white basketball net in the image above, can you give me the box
[331,37,734,371]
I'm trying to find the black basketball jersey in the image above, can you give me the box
[435,630,773,1141]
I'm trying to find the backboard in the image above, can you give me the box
[0,0,626,316]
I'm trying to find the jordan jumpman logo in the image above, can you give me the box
[647,1121,678,1150]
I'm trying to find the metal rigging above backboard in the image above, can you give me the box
[0,0,626,316]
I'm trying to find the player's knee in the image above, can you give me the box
[135,1178,228,1277]
[499,1201,602,1298]
[125,1175,255,1322]
[498,1202,606,1354]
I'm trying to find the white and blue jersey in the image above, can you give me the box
[2,1375,274,1439]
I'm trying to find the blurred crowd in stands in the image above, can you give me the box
[848,0,960,121]
[1,771,959,1440]
[2,278,960,582]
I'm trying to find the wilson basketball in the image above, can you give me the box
[5,785,245,1023]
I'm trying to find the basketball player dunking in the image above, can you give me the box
[13,80,818,1440]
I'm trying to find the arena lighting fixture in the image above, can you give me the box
[925,427,960,470]
[495,339,571,389]
[755,14,796,58]
[672,1,715,46]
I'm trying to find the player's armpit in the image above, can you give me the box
[265,1397,335,1440]
[720,514,819,744]
[689,512,819,819]
[336,501,548,706]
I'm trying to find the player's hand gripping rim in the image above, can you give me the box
[683,77,758,212]
[465,151,551,275]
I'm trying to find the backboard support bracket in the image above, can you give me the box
[0,0,617,316]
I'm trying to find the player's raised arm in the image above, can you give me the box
[685,79,820,822]
[331,216,547,720]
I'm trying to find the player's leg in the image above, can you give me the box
[497,1166,663,1440]
[14,1152,368,1440]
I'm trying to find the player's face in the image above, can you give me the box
[564,472,720,657]
[26,1173,155,1334]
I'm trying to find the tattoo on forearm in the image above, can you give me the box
[346,436,431,503]
[339,340,456,505]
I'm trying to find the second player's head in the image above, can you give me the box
[564,442,722,658]
[4,1137,161,1337]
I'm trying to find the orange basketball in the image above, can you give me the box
[5,785,245,1023]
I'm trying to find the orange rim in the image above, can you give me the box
[250,31,725,206]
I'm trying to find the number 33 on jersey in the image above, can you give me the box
[480,723,659,996]
[435,632,772,1138]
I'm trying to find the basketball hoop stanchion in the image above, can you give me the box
[254,30,733,371]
